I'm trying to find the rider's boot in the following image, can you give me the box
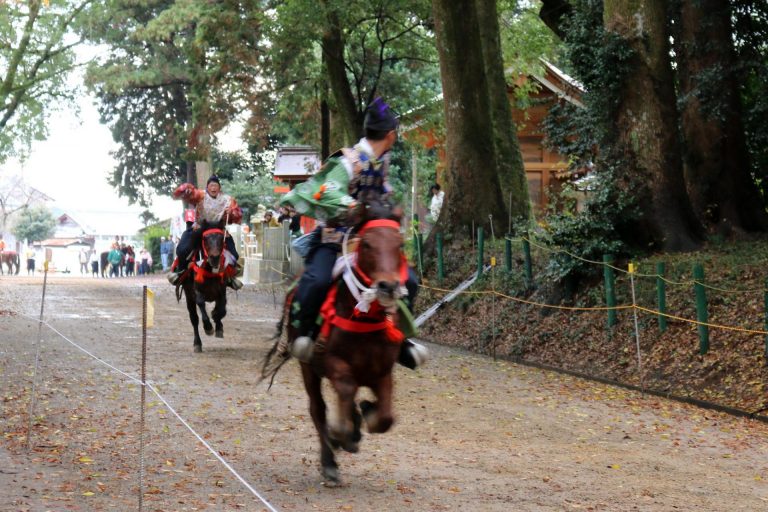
[397,339,429,370]
[226,276,244,290]
[166,258,186,285]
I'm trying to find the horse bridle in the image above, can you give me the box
[341,219,408,313]
[200,228,225,268]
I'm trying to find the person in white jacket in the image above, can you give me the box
[429,183,444,221]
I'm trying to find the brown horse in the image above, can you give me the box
[0,251,20,275]
[264,199,408,484]
[175,226,232,353]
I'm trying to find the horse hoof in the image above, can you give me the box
[342,441,359,454]
[215,328,223,338]
[321,466,340,485]
[204,325,214,336]
[194,345,202,353]
[360,400,375,416]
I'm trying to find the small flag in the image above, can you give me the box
[146,288,155,328]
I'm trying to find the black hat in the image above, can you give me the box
[363,97,399,132]
[207,175,221,186]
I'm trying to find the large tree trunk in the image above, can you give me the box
[431,0,510,236]
[603,0,702,250]
[476,0,530,224]
[321,6,362,145]
[675,0,768,234]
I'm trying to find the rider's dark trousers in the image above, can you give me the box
[292,240,419,337]
[176,224,239,262]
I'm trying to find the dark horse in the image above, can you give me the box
[0,251,20,275]
[174,226,231,353]
[263,199,409,485]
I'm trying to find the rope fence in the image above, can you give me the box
[14,271,280,512]
[428,227,768,361]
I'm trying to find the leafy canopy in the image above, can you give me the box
[0,0,93,163]
[13,205,56,243]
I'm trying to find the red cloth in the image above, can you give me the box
[171,183,243,225]
[319,282,404,344]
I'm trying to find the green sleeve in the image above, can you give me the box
[279,157,355,221]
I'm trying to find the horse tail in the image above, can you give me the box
[259,281,298,389]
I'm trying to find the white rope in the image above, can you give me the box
[146,383,280,512]
[341,228,378,312]
[21,314,280,512]
[24,315,143,385]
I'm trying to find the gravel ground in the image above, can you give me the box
[1,275,767,511]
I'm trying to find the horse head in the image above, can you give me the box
[201,228,226,272]
[352,193,405,309]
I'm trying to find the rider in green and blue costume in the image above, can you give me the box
[281,98,428,369]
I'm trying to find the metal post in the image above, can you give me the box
[656,262,667,333]
[26,261,49,451]
[477,227,484,277]
[411,149,417,231]
[417,232,424,279]
[505,238,512,273]
[693,264,709,354]
[629,263,644,392]
[522,238,533,286]
[603,255,617,328]
[491,256,497,361]
[436,233,444,284]
[412,213,419,263]
[139,286,148,512]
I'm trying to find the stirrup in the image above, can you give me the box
[291,336,315,363]
[228,276,243,290]
[167,270,182,285]
[398,339,428,370]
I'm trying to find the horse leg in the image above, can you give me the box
[300,363,339,485]
[328,360,361,453]
[360,372,394,434]
[197,297,214,336]
[184,286,203,352]
[212,294,227,338]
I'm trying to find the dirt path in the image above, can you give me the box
[1,276,767,511]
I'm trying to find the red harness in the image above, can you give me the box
[319,219,407,344]
[190,228,230,283]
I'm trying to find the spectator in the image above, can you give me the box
[429,183,444,222]
[26,247,35,275]
[277,206,290,224]
[107,244,122,278]
[139,247,150,275]
[263,210,280,228]
[160,236,172,271]
[125,246,135,276]
[288,207,302,236]
[79,248,89,275]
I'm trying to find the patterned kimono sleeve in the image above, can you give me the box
[279,157,355,221]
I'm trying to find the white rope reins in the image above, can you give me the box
[339,226,406,313]
[340,228,377,312]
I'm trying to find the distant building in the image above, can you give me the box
[35,209,144,271]
[402,60,587,213]
[273,146,320,188]
[0,174,54,251]
[510,60,586,212]
[272,145,320,234]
